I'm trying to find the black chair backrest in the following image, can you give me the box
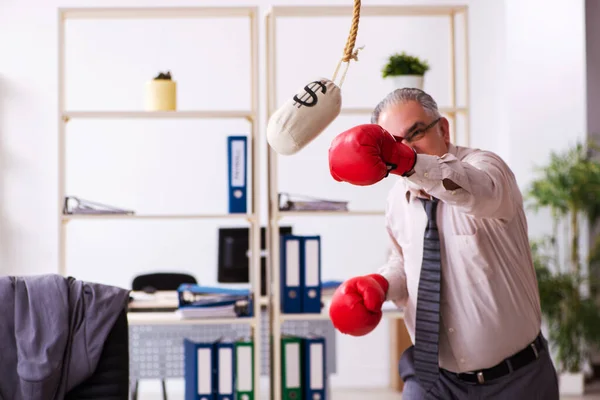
[131,273,197,292]
[65,308,129,400]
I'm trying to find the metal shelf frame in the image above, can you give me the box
[57,6,262,398]
[265,5,470,400]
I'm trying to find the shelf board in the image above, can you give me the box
[60,6,257,19]
[339,106,467,116]
[279,308,404,323]
[62,213,254,221]
[127,312,256,326]
[268,5,468,17]
[281,312,330,322]
[62,110,255,120]
[277,210,384,218]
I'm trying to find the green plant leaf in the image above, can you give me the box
[382,52,430,78]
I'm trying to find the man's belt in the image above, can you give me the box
[454,333,544,385]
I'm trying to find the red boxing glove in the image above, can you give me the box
[328,124,417,186]
[329,274,390,337]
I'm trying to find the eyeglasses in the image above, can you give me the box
[399,117,441,143]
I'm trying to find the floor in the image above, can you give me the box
[137,382,600,399]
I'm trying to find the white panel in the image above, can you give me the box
[219,347,233,394]
[286,239,300,286]
[285,342,301,388]
[310,343,324,390]
[236,346,253,391]
[304,239,320,286]
[197,348,212,394]
[230,139,246,187]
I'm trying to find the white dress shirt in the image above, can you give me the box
[378,143,542,373]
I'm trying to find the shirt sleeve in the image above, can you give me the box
[406,150,518,221]
[377,203,409,305]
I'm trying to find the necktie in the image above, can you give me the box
[414,197,441,393]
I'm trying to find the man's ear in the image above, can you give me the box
[440,117,451,144]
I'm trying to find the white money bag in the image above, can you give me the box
[267,78,342,155]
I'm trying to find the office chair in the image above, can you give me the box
[132,272,197,293]
[65,309,129,400]
[130,272,197,400]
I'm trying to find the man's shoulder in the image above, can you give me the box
[456,145,512,168]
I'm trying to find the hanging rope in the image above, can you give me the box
[332,0,363,88]
[342,0,361,62]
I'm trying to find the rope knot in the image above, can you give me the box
[346,45,365,62]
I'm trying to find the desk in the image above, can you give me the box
[127,298,409,394]
[127,308,338,382]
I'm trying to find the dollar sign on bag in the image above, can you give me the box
[293,80,327,108]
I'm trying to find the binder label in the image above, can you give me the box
[218,347,233,394]
[310,343,324,390]
[237,346,253,391]
[286,239,300,288]
[230,140,246,187]
[285,342,301,388]
[304,239,320,288]
[197,348,212,395]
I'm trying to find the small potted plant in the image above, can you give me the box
[527,141,600,395]
[382,52,430,90]
[145,71,177,111]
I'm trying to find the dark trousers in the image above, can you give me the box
[399,334,559,400]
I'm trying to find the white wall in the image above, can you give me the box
[0,0,588,392]
[504,0,587,240]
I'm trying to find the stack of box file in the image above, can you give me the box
[176,284,253,320]
[184,337,255,400]
[280,335,326,400]
[280,235,322,314]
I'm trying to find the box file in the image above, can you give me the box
[184,339,215,400]
[280,235,302,313]
[227,135,247,214]
[235,340,254,400]
[302,336,326,400]
[280,235,322,314]
[185,338,254,400]
[213,340,235,400]
[301,236,321,313]
[281,336,303,400]
[280,335,328,400]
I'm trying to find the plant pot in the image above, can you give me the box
[145,79,177,111]
[390,75,424,90]
[559,371,585,395]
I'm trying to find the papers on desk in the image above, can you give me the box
[129,290,179,312]
[177,284,253,320]
[176,304,239,319]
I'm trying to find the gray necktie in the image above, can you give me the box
[414,197,441,393]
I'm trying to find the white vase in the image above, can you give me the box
[559,371,585,395]
[390,75,424,90]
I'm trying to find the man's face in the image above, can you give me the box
[377,100,450,157]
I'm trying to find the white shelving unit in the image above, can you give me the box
[57,6,262,398]
[265,5,470,399]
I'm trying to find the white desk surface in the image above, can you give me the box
[127,311,257,326]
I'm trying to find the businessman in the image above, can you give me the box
[327,88,559,399]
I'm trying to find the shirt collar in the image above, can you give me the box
[404,143,459,203]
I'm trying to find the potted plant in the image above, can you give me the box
[145,71,177,111]
[527,141,600,395]
[381,52,430,90]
